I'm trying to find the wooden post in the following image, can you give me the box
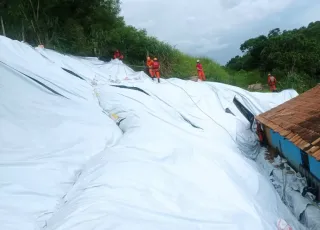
[1,16,5,36]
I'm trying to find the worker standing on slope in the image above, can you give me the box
[113,49,124,60]
[146,56,154,78]
[196,60,206,81]
[267,73,277,92]
[152,58,161,83]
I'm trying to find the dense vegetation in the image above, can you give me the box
[0,0,318,92]
[226,22,320,92]
[0,0,229,79]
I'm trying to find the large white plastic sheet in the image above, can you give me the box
[0,36,305,230]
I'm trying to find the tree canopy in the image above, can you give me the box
[0,1,318,91]
[226,21,320,81]
[0,0,181,72]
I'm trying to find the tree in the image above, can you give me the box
[226,22,320,81]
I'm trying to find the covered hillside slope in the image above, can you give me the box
[0,36,305,230]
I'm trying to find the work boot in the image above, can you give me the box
[158,78,160,83]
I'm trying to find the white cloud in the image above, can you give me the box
[120,0,316,63]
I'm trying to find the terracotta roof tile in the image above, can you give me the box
[256,84,320,161]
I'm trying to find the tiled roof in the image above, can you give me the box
[256,84,320,160]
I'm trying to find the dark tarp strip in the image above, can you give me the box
[225,108,235,116]
[233,96,254,128]
[98,56,112,62]
[61,68,85,80]
[180,114,202,129]
[0,61,67,98]
[117,118,125,126]
[22,73,67,98]
[111,85,150,96]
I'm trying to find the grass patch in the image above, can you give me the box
[277,72,318,93]
[125,47,317,94]
[227,70,262,88]
[170,53,230,81]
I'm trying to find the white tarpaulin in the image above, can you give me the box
[0,36,306,230]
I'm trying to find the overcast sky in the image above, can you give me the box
[120,0,320,65]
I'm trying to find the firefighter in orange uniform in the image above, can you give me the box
[196,60,206,81]
[152,58,161,83]
[146,56,154,78]
[113,49,124,60]
[267,73,277,92]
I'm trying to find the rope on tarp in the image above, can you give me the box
[165,79,238,144]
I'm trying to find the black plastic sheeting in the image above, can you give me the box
[102,110,126,126]
[23,74,67,98]
[110,85,150,96]
[225,108,235,116]
[117,118,125,126]
[180,114,202,130]
[233,96,254,129]
[61,68,85,80]
[98,56,112,62]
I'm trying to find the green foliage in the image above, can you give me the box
[0,0,232,81]
[277,72,318,93]
[167,54,230,81]
[226,70,262,88]
[226,21,320,92]
[1,1,317,93]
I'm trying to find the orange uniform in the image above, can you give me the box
[267,74,277,92]
[113,50,124,60]
[196,61,206,81]
[146,57,154,77]
[152,58,160,83]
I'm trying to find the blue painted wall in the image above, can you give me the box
[270,129,281,149]
[269,129,320,181]
[308,155,320,180]
[269,129,302,169]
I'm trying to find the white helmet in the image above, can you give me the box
[197,59,200,62]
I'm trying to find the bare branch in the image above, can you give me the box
[31,19,41,44]
[22,20,25,41]
[28,0,37,22]
[36,0,39,20]
[1,16,5,36]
